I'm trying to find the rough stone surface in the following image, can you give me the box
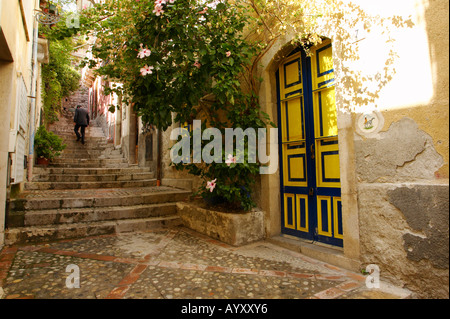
[358,183,449,299]
[177,202,265,247]
[387,185,449,269]
[0,227,412,300]
[355,117,444,182]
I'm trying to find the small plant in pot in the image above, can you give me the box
[34,126,66,165]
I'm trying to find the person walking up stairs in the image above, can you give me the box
[73,105,90,145]
[5,109,190,245]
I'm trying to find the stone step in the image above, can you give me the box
[10,187,191,211]
[32,167,151,175]
[31,172,154,183]
[55,133,107,139]
[56,132,106,138]
[60,149,118,157]
[51,127,105,133]
[50,158,128,165]
[24,179,157,190]
[43,162,130,168]
[52,124,104,130]
[54,133,107,139]
[55,152,117,159]
[54,155,126,162]
[8,202,177,227]
[59,151,124,158]
[61,149,107,155]
[60,141,109,148]
[4,215,182,245]
[58,146,111,153]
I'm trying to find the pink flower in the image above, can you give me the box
[206,179,217,192]
[137,44,151,59]
[225,154,236,166]
[226,51,232,57]
[193,60,201,68]
[140,65,154,76]
[199,7,208,14]
[153,4,165,16]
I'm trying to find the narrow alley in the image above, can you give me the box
[0,111,411,300]
[5,109,190,245]
[1,0,448,302]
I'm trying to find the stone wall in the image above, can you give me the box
[177,202,265,247]
[355,118,449,298]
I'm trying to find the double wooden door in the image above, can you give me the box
[277,40,343,247]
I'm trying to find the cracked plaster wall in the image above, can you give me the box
[355,117,448,298]
[355,118,444,183]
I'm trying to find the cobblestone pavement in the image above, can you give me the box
[0,226,409,300]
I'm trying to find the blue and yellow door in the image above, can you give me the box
[277,40,343,247]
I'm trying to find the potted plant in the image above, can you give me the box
[34,126,66,166]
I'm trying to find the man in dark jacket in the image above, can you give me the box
[74,105,90,145]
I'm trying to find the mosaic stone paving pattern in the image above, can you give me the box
[0,226,407,300]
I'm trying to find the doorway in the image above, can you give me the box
[277,40,343,247]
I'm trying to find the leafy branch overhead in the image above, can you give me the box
[43,0,414,211]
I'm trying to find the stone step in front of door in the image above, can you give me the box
[4,215,182,245]
[7,202,178,228]
[9,187,191,211]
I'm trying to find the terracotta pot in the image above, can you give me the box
[37,157,50,166]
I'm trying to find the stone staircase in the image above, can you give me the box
[5,111,190,245]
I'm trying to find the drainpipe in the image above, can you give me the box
[156,128,162,187]
[27,9,39,182]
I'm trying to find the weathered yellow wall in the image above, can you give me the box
[0,0,38,247]
[379,0,449,178]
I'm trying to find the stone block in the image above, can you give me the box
[177,202,265,246]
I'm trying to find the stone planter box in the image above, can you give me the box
[176,202,265,247]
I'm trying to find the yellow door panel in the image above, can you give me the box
[314,87,338,138]
[296,194,309,232]
[281,97,305,143]
[284,194,296,230]
[285,61,300,86]
[333,197,343,239]
[317,196,332,237]
[282,142,308,187]
[315,138,341,188]
[311,40,335,90]
[279,54,303,100]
